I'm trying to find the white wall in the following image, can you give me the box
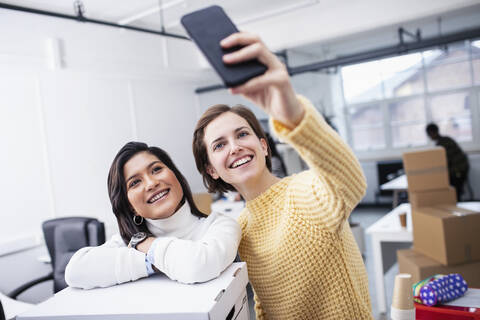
[0,10,207,253]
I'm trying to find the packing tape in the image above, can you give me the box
[391,307,415,320]
[405,167,447,176]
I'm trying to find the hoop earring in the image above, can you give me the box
[133,215,144,226]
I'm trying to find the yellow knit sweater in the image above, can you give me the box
[237,96,373,320]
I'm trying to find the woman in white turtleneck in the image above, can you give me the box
[65,142,241,289]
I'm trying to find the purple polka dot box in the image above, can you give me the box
[418,274,468,306]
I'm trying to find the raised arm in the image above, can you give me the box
[64,234,148,289]
[271,96,366,212]
[222,32,366,219]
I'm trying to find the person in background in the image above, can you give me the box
[192,32,372,319]
[65,142,240,289]
[426,123,469,201]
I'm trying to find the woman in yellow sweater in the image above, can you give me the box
[192,32,373,319]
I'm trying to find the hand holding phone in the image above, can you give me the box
[181,5,267,88]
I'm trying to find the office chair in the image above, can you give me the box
[8,217,105,299]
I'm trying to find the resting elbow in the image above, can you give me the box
[64,262,89,289]
[176,264,221,284]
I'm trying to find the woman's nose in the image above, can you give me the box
[229,141,242,155]
[145,175,159,190]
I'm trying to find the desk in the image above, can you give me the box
[366,201,480,314]
[380,174,407,207]
[18,262,249,320]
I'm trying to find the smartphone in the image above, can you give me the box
[181,5,267,88]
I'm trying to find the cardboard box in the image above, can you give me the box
[397,249,480,287]
[402,148,450,192]
[412,205,480,265]
[409,187,457,209]
[18,262,249,320]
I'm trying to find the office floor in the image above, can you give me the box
[246,205,400,320]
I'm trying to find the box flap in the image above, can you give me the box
[408,187,456,208]
[402,147,447,172]
[436,205,480,217]
[416,205,478,219]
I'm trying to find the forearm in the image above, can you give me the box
[65,246,148,289]
[272,96,366,209]
[150,214,241,284]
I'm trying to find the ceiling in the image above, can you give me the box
[2,0,480,51]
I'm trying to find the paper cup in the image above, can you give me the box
[391,307,415,320]
[392,273,414,310]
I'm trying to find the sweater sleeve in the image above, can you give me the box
[253,291,267,320]
[271,96,367,227]
[64,234,148,289]
[151,212,241,284]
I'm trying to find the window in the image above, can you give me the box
[381,53,424,98]
[349,104,385,150]
[425,43,471,92]
[389,97,427,147]
[341,40,478,152]
[342,60,383,104]
[429,92,472,142]
[471,40,480,85]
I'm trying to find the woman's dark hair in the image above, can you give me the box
[192,104,272,193]
[265,132,287,178]
[108,141,206,244]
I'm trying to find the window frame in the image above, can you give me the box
[340,40,480,160]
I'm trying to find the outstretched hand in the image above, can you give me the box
[221,32,304,129]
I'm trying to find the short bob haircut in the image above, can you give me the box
[192,104,272,194]
[108,141,206,244]
[426,123,439,135]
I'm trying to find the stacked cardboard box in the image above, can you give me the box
[399,148,480,286]
[397,249,480,287]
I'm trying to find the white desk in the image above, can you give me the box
[366,201,480,314]
[17,262,249,320]
[380,174,407,207]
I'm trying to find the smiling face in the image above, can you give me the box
[124,151,184,220]
[203,112,269,188]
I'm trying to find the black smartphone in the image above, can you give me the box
[181,5,267,88]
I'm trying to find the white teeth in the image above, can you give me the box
[149,190,168,203]
[231,156,252,168]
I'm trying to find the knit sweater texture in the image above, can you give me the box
[237,96,373,319]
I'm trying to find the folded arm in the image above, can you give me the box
[150,212,241,284]
[65,234,148,289]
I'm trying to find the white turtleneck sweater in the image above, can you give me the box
[65,202,241,289]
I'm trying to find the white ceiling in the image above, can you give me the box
[2,0,480,51]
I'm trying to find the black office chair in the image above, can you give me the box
[8,217,105,299]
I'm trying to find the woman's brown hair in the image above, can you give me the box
[192,105,272,193]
